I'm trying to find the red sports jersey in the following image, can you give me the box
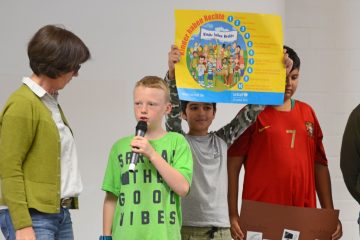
[228,100,327,208]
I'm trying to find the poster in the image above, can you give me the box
[175,10,284,104]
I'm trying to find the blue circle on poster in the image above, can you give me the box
[247,67,253,73]
[244,75,249,82]
[244,33,250,39]
[185,20,253,91]
[249,58,254,65]
[247,41,253,47]
[234,20,240,26]
[238,83,244,89]
[240,26,246,32]
[248,49,254,56]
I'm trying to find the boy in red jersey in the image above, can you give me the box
[227,46,342,240]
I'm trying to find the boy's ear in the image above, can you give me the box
[211,110,216,120]
[165,103,172,115]
[181,112,187,120]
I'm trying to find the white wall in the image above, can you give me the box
[3,0,359,239]
[0,1,284,239]
[285,0,360,239]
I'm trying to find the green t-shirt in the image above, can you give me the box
[102,132,193,240]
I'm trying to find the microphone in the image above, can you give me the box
[129,120,148,172]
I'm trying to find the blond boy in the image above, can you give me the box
[101,76,193,240]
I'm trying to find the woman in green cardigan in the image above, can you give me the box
[0,24,90,240]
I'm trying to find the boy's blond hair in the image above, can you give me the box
[135,76,170,102]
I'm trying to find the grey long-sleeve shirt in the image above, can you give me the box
[164,73,264,227]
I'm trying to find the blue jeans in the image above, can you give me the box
[0,207,73,240]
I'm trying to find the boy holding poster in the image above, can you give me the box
[100,76,193,240]
[227,46,342,240]
[165,45,293,240]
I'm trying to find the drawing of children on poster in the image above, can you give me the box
[185,21,247,91]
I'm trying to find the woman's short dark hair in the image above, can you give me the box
[28,24,91,78]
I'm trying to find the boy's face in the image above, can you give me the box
[133,86,171,130]
[284,68,300,101]
[182,102,215,136]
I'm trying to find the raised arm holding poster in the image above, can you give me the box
[175,9,284,104]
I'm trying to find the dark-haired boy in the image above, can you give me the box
[165,45,293,240]
[227,46,342,240]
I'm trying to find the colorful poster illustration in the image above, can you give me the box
[175,10,284,104]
